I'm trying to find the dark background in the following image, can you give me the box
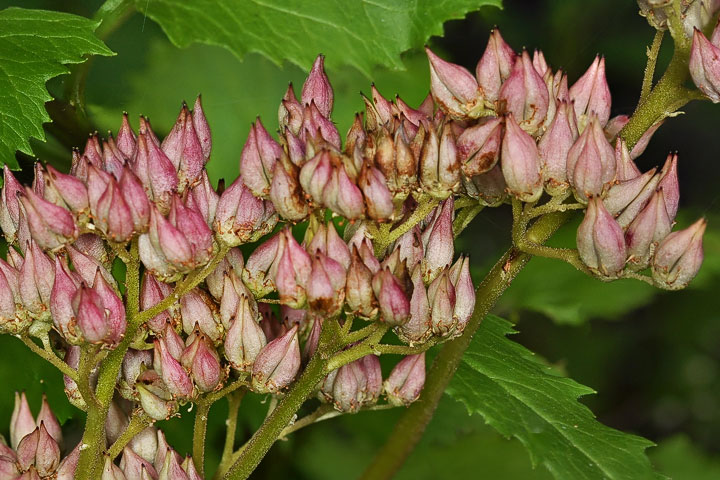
[0,0,719,478]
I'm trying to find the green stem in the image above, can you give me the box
[373,196,439,255]
[193,401,212,476]
[107,412,153,460]
[220,319,342,480]
[18,336,78,382]
[359,211,572,480]
[217,390,246,478]
[640,30,665,104]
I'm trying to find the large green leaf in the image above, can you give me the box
[133,0,501,75]
[446,315,657,480]
[0,7,113,169]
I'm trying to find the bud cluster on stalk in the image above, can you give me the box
[0,22,708,448]
[2,392,207,479]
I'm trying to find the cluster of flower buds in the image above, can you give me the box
[5,393,205,479]
[421,30,705,288]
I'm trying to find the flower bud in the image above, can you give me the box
[465,164,507,206]
[180,288,222,342]
[420,123,461,198]
[183,456,203,480]
[604,168,659,225]
[0,261,19,333]
[657,153,680,220]
[538,101,578,194]
[566,116,616,202]
[19,240,55,319]
[92,269,126,344]
[399,266,431,343]
[302,55,334,118]
[306,222,351,269]
[119,168,151,233]
[372,268,410,326]
[476,29,516,103]
[274,229,312,308]
[449,256,475,335]
[205,248,243,302]
[243,233,282,298]
[569,56,611,128]
[428,270,456,336]
[188,171,219,228]
[182,332,222,392]
[420,198,455,282]
[359,166,394,221]
[122,349,153,391]
[690,28,720,102]
[279,83,304,134]
[577,197,627,277]
[169,195,213,266]
[499,51,550,134]
[105,401,129,446]
[1,166,24,243]
[17,423,60,476]
[129,426,158,464]
[327,363,361,412]
[154,337,193,398]
[11,392,35,449]
[426,47,479,118]
[345,246,378,319]
[158,447,189,480]
[240,118,284,197]
[652,218,706,290]
[384,353,426,406]
[95,177,135,242]
[161,102,205,192]
[458,117,503,177]
[140,272,177,332]
[215,175,277,246]
[307,253,346,315]
[148,206,193,271]
[20,187,77,250]
[45,164,89,215]
[501,114,542,202]
[614,139,642,182]
[224,295,267,372]
[36,396,62,447]
[252,325,301,393]
[131,130,178,212]
[120,446,158,480]
[63,347,85,410]
[269,161,309,221]
[626,189,673,270]
[326,164,366,219]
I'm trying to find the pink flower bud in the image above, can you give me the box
[476,29,516,103]
[252,325,301,393]
[566,116,616,202]
[215,175,277,246]
[154,337,193,398]
[652,218,706,290]
[614,139,642,182]
[307,253,346,315]
[180,288,222,343]
[306,222,351,269]
[162,103,206,192]
[449,256,475,335]
[183,456,203,480]
[0,262,18,332]
[50,257,81,341]
[102,136,126,180]
[191,95,212,159]
[301,101,341,149]
[148,205,193,270]
[20,187,77,250]
[325,164,365,219]
[118,168,151,233]
[499,51,550,134]
[158,447,189,480]
[1,166,24,243]
[626,189,673,270]
[399,266,431,343]
[19,240,55,318]
[93,269,126,344]
[56,444,80,480]
[279,83,304,134]
[690,29,720,102]
[428,270,456,336]
[11,392,35,449]
[243,233,282,298]
[205,246,243,301]
[302,55,334,118]
[120,446,158,480]
[122,349,153,390]
[269,161,309,221]
[181,332,222,392]
[105,401,129,446]
[188,171,219,228]
[384,353,426,406]
[17,423,60,476]
[466,164,507,206]
[224,295,266,372]
[83,133,103,168]
[140,272,176,333]
[274,229,312,308]
[45,164,89,215]
[420,123,461,198]
[95,177,134,242]
[501,114,542,202]
[240,118,284,197]
[116,113,137,159]
[359,166,394,221]
[577,197,627,277]
[457,117,503,177]
[538,101,578,195]
[657,153,680,220]
[604,168,659,227]
[372,268,410,326]
[345,246,377,319]
[569,56,611,127]
[131,131,178,213]
[299,151,332,204]
[426,47,479,117]
[63,347,85,410]
[420,198,455,282]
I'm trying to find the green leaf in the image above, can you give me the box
[446,315,658,480]
[133,0,501,75]
[0,7,113,169]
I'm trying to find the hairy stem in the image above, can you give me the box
[359,211,572,480]
[640,30,665,104]
[108,412,153,460]
[218,390,246,476]
[193,401,212,476]
[220,319,342,480]
[18,336,78,382]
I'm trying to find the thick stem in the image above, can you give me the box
[220,319,342,480]
[193,401,212,476]
[359,211,572,480]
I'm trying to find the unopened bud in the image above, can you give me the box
[501,114,542,202]
[384,353,426,406]
[652,218,706,290]
[577,197,627,277]
[252,325,301,393]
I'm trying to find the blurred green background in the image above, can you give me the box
[1,0,719,478]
